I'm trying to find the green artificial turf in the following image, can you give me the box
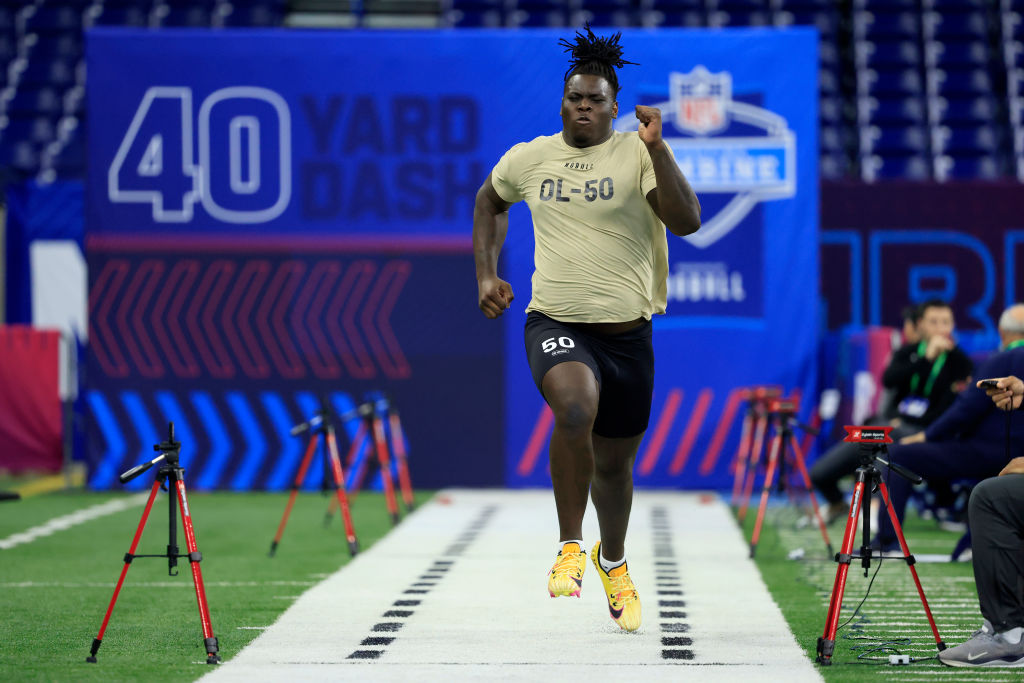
[4,486,1019,682]
[740,497,1020,682]
[0,489,429,682]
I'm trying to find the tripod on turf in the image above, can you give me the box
[732,386,779,516]
[327,395,415,526]
[86,422,220,665]
[269,396,359,557]
[816,425,946,666]
[748,396,832,558]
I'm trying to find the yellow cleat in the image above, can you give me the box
[590,541,641,631]
[547,542,586,597]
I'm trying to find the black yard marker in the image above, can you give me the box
[651,505,694,661]
[361,637,394,646]
[344,505,497,662]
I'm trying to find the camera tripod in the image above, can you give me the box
[816,426,945,666]
[733,387,781,519]
[86,422,219,665]
[327,395,414,526]
[269,396,359,557]
[748,397,832,558]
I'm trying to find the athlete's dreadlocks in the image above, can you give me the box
[559,25,638,96]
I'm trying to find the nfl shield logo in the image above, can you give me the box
[671,66,731,135]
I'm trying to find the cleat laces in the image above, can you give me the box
[608,573,636,608]
[551,551,584,581]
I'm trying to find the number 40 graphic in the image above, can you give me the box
[108,86,292,224]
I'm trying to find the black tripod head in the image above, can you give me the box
[154,422,181,461]
[768,397,820,436]
[119,422,180,484]
[290,394,362,437]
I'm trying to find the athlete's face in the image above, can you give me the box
[561,74,618,148]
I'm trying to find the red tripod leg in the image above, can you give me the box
[389,411,415,512]
[748,432,782,557]
[789,435,834,556]
[877,481,946,651]
[269,433,319,557]
[174,478,220,664]
[817,479,865,665]
[738,413,769,522]
[326,427,360,556]
[370,414,401,525]
[326,423,368,521]
[731,407,754,507]
[86,480,161,662]
[344,422,369,499]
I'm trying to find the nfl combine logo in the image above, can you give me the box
[671,66,730,136]
[617,64,796,249]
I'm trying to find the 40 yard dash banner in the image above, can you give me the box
[86,28,817,490]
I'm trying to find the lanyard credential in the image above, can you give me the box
[1005,339,1024,351]
[910,340,948,398]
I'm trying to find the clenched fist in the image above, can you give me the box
[478,276,514,319]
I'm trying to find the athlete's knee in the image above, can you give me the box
[551,399,597,436]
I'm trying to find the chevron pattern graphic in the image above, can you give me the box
[89,256,412,381]
[86,389,381,492]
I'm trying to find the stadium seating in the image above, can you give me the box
[1,0,1023,184]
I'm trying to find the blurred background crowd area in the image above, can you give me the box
[1,0,1024,189]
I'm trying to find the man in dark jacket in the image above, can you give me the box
[810,300,972,521]
[875,304,1024,550]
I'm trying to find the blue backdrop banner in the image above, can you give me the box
[86,28,817,490]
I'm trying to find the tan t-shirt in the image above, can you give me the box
[491,130,669,323]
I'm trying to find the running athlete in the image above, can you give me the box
[472,27,701,631]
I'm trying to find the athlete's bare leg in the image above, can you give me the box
[542,361,599,542]
[590,432,644,561]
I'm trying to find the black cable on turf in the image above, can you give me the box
[836,553,885,634]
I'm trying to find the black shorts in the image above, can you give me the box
[524,311,654,438]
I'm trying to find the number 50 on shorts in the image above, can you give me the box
[542,336,576,354]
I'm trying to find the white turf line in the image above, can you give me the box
[0,494,148,550]
[202,489,822,682]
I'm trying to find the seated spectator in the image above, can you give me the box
[810,300,972,521]
[900,303,923,346]
[875,304,1024,551]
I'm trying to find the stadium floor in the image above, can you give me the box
[200,489,822,682]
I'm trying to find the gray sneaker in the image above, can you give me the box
[938,620,1024,668]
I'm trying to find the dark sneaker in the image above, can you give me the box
[938,621,1024,668]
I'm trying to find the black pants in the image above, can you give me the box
[876,440,1009,545]
[809,423,921,504]
[969,475,1024,632]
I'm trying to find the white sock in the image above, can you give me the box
[599,550,625,573]
[999,627,1024,644]
[559,539,584,554]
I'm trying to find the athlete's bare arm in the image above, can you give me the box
[473,174,516,318]
[636,105,701,237]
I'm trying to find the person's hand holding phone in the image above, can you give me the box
[977,376,1024,411]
